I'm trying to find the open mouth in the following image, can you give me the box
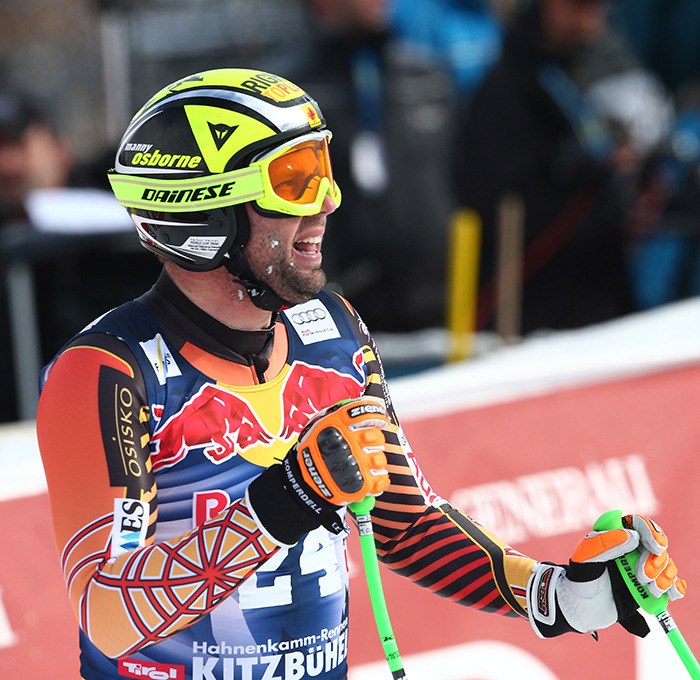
[293,235,323,260]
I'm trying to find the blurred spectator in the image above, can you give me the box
[603,1,700,310]
[0,90,159,423]
[611,0,700,95]
[623,83,700,309]
[0,91,75,224]
[452,0,673,335]
[0,91,74,422]
[295,0,499,332]
[390,0,503,104]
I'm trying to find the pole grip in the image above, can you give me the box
[593,510,668,615]
[594,510,700,679]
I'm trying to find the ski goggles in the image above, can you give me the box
[108,130,342,217]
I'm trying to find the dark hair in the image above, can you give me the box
[0,91,46,141]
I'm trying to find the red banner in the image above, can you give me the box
[0,493,79,677]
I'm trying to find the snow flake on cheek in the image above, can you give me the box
[270,239,280,249]
[237,290,245,300]
[266,265,274,274]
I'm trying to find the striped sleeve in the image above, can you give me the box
[337,297,535,619]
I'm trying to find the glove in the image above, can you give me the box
[627,515,686,600]
[527,514,686,639]
[246,397,390,545]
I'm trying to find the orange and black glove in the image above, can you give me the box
[527,514,686,639]
[247,397,390,545]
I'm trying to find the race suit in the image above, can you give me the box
[36,270,535,680]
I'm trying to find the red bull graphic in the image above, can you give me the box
[278,355,365,440]
[150,385,273,470]
[149,353,366,471]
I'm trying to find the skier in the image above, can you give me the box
[36,68,685,680]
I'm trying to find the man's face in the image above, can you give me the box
[242,197,337,305]
[0,123,73,220]
[0,134,32,218]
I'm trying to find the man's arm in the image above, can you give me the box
[37,334,280,658]
[334,294,533,619]
[336,295,686,637]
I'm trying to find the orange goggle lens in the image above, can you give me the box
[266,136,334,204]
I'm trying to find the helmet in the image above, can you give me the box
[108,68,341,273]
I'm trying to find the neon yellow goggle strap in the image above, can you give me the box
[109,132,342,217]
[108,166,265,213]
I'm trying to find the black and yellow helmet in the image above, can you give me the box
[108,68,341,273]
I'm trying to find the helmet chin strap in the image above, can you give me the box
[222,204,295,312]
[223,249,295,312]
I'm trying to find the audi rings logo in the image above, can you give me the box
[291,308,327,324]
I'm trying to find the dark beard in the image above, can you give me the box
[271,259,327,304]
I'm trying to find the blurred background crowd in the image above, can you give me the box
[2,0,700,424]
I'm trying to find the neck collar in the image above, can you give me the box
[138,270,277,366]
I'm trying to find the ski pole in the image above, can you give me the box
[350,496,407,679]
[594,510,700,679]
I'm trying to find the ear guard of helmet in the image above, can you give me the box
[129,205,248,271]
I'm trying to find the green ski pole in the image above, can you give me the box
[594,510,700,679]
[350,496,407,679]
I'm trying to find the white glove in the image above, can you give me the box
[527,514,686,639]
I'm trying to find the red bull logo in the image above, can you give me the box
[278,355,365,440]
[150,385,273,470]
[149,354,366,470]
